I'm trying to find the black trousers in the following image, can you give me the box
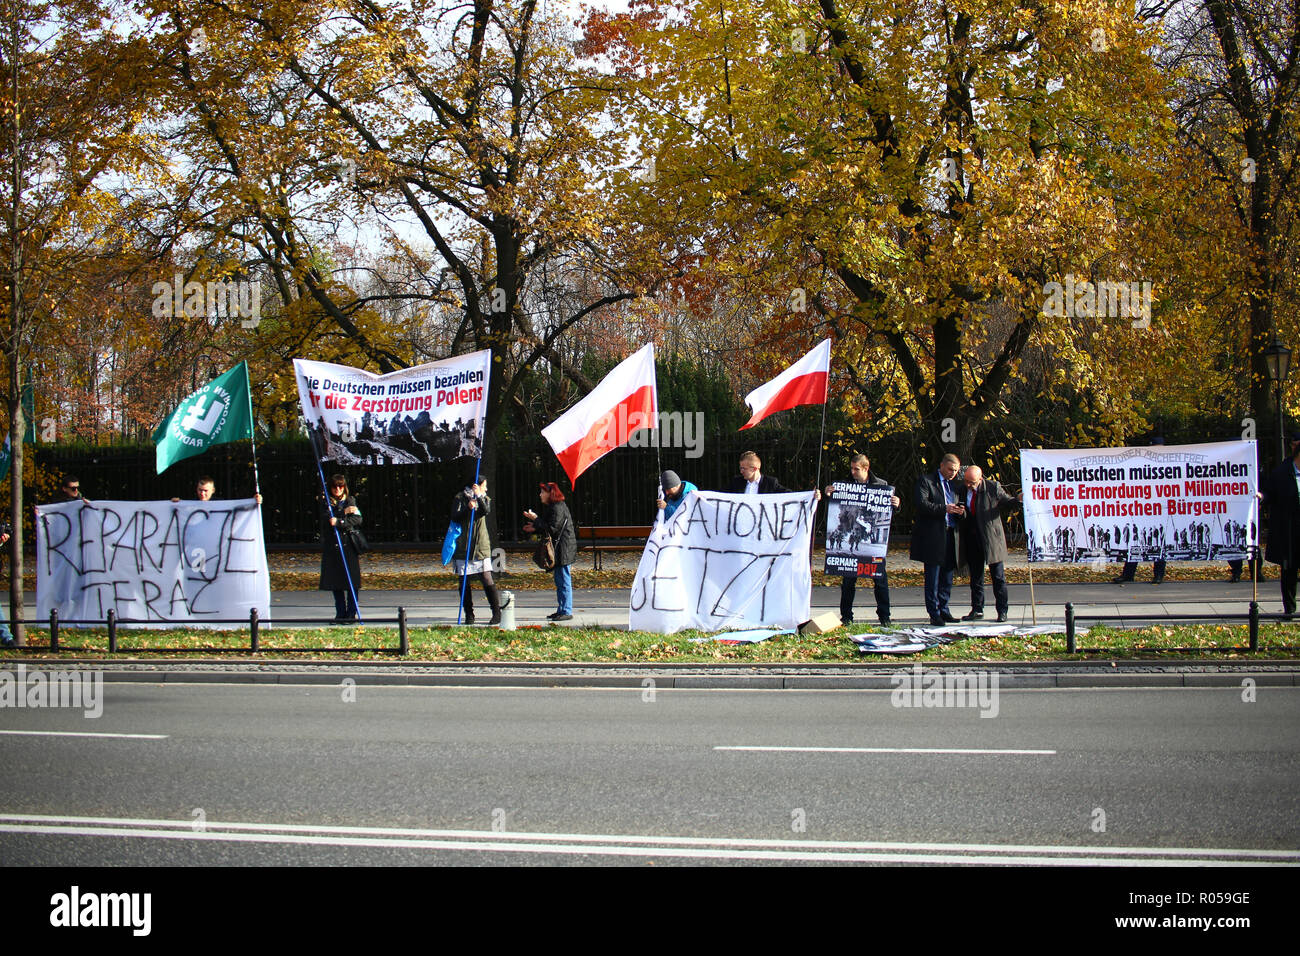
[840,572,890,623]
[966,551,1008,614]
[1118,559,1165,582]
[1281,564,1298,615]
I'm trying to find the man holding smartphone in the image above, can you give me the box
[910,453,964,626]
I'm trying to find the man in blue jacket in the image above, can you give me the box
[657,470,698,522]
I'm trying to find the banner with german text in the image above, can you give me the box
[1019,441,1258,563]
[629,490,816,633]
[294,352,491,465]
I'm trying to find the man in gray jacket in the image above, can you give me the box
[958,465,1022,622]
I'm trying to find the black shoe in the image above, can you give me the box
[1151,577,1164,585]
[996,612,1008,623]
[929,617,946,626]
[962,610,984,621]
[1,638,14,648]
[878,617,891,627]
[546,611,561,620]
[488,612,502,626]
[1112,575,1133,584]
[551,613,573,623]
[940,613,959,623]
[1229,572,1243,583]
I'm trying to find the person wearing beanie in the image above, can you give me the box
[656,470,698,522]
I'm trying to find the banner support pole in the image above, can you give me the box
[312,451,362,625]
[456,457,484,627]
[1027,563,1037,625]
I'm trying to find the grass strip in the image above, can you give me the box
[2,622,1296,662]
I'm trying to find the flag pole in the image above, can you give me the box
[812,375,829,568]
[456,455,484,627]
[311,436,362,625]
[814,397,828,499]
[243,361,261,499]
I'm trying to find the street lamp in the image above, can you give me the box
[1264,337,1291,464]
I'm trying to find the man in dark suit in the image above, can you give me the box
[1263,444,1300,617]
[958,465,1021,623]
[724,451,791,494]
[910,453,963,626]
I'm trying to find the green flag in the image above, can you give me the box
[154,362,254,473]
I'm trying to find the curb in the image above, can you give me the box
[7,659,1297,690]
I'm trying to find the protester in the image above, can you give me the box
[524,481,577,622]
[319,474,362,623]
[451,479,502,625]
[172,476,262,505]
[58,475,83,501]
[656,470,697,522]
[824,453,900,626]
[724,451,790,494]
[1262,444,1300,618]
[1114,437,1167,584]
[911,453,963,626]
[958,464,1022,623]
[1228,432,1292,582]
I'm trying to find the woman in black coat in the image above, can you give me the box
[450,479,502,625]
[523,481,577,621]
[319,473,362,623]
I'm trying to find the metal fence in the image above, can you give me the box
[36,429,963,546]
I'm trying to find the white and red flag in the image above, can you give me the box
[542,343,658,484]
[739,339,831,430]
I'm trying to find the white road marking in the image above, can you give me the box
[0,814,1293,864]
[715,745,1057,755]
[0,730,168,740]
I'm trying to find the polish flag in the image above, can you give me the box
[542,343,658,484]
[738,339,831,430]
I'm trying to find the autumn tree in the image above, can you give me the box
[1162,0,1300,462]
[602,0,1176,466]
[0,0,162,642]
[142,0,680,487]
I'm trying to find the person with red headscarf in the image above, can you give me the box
[524,482,577,621]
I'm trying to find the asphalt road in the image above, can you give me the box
[2,682,1297,866]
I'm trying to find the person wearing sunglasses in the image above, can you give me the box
[59,475,84,501]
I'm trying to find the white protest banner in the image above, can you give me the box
[629,490,816,634]
[1020,441,1258,564]
[824,482,894,576]
[294,350,491,464]
[36,499,271,626]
